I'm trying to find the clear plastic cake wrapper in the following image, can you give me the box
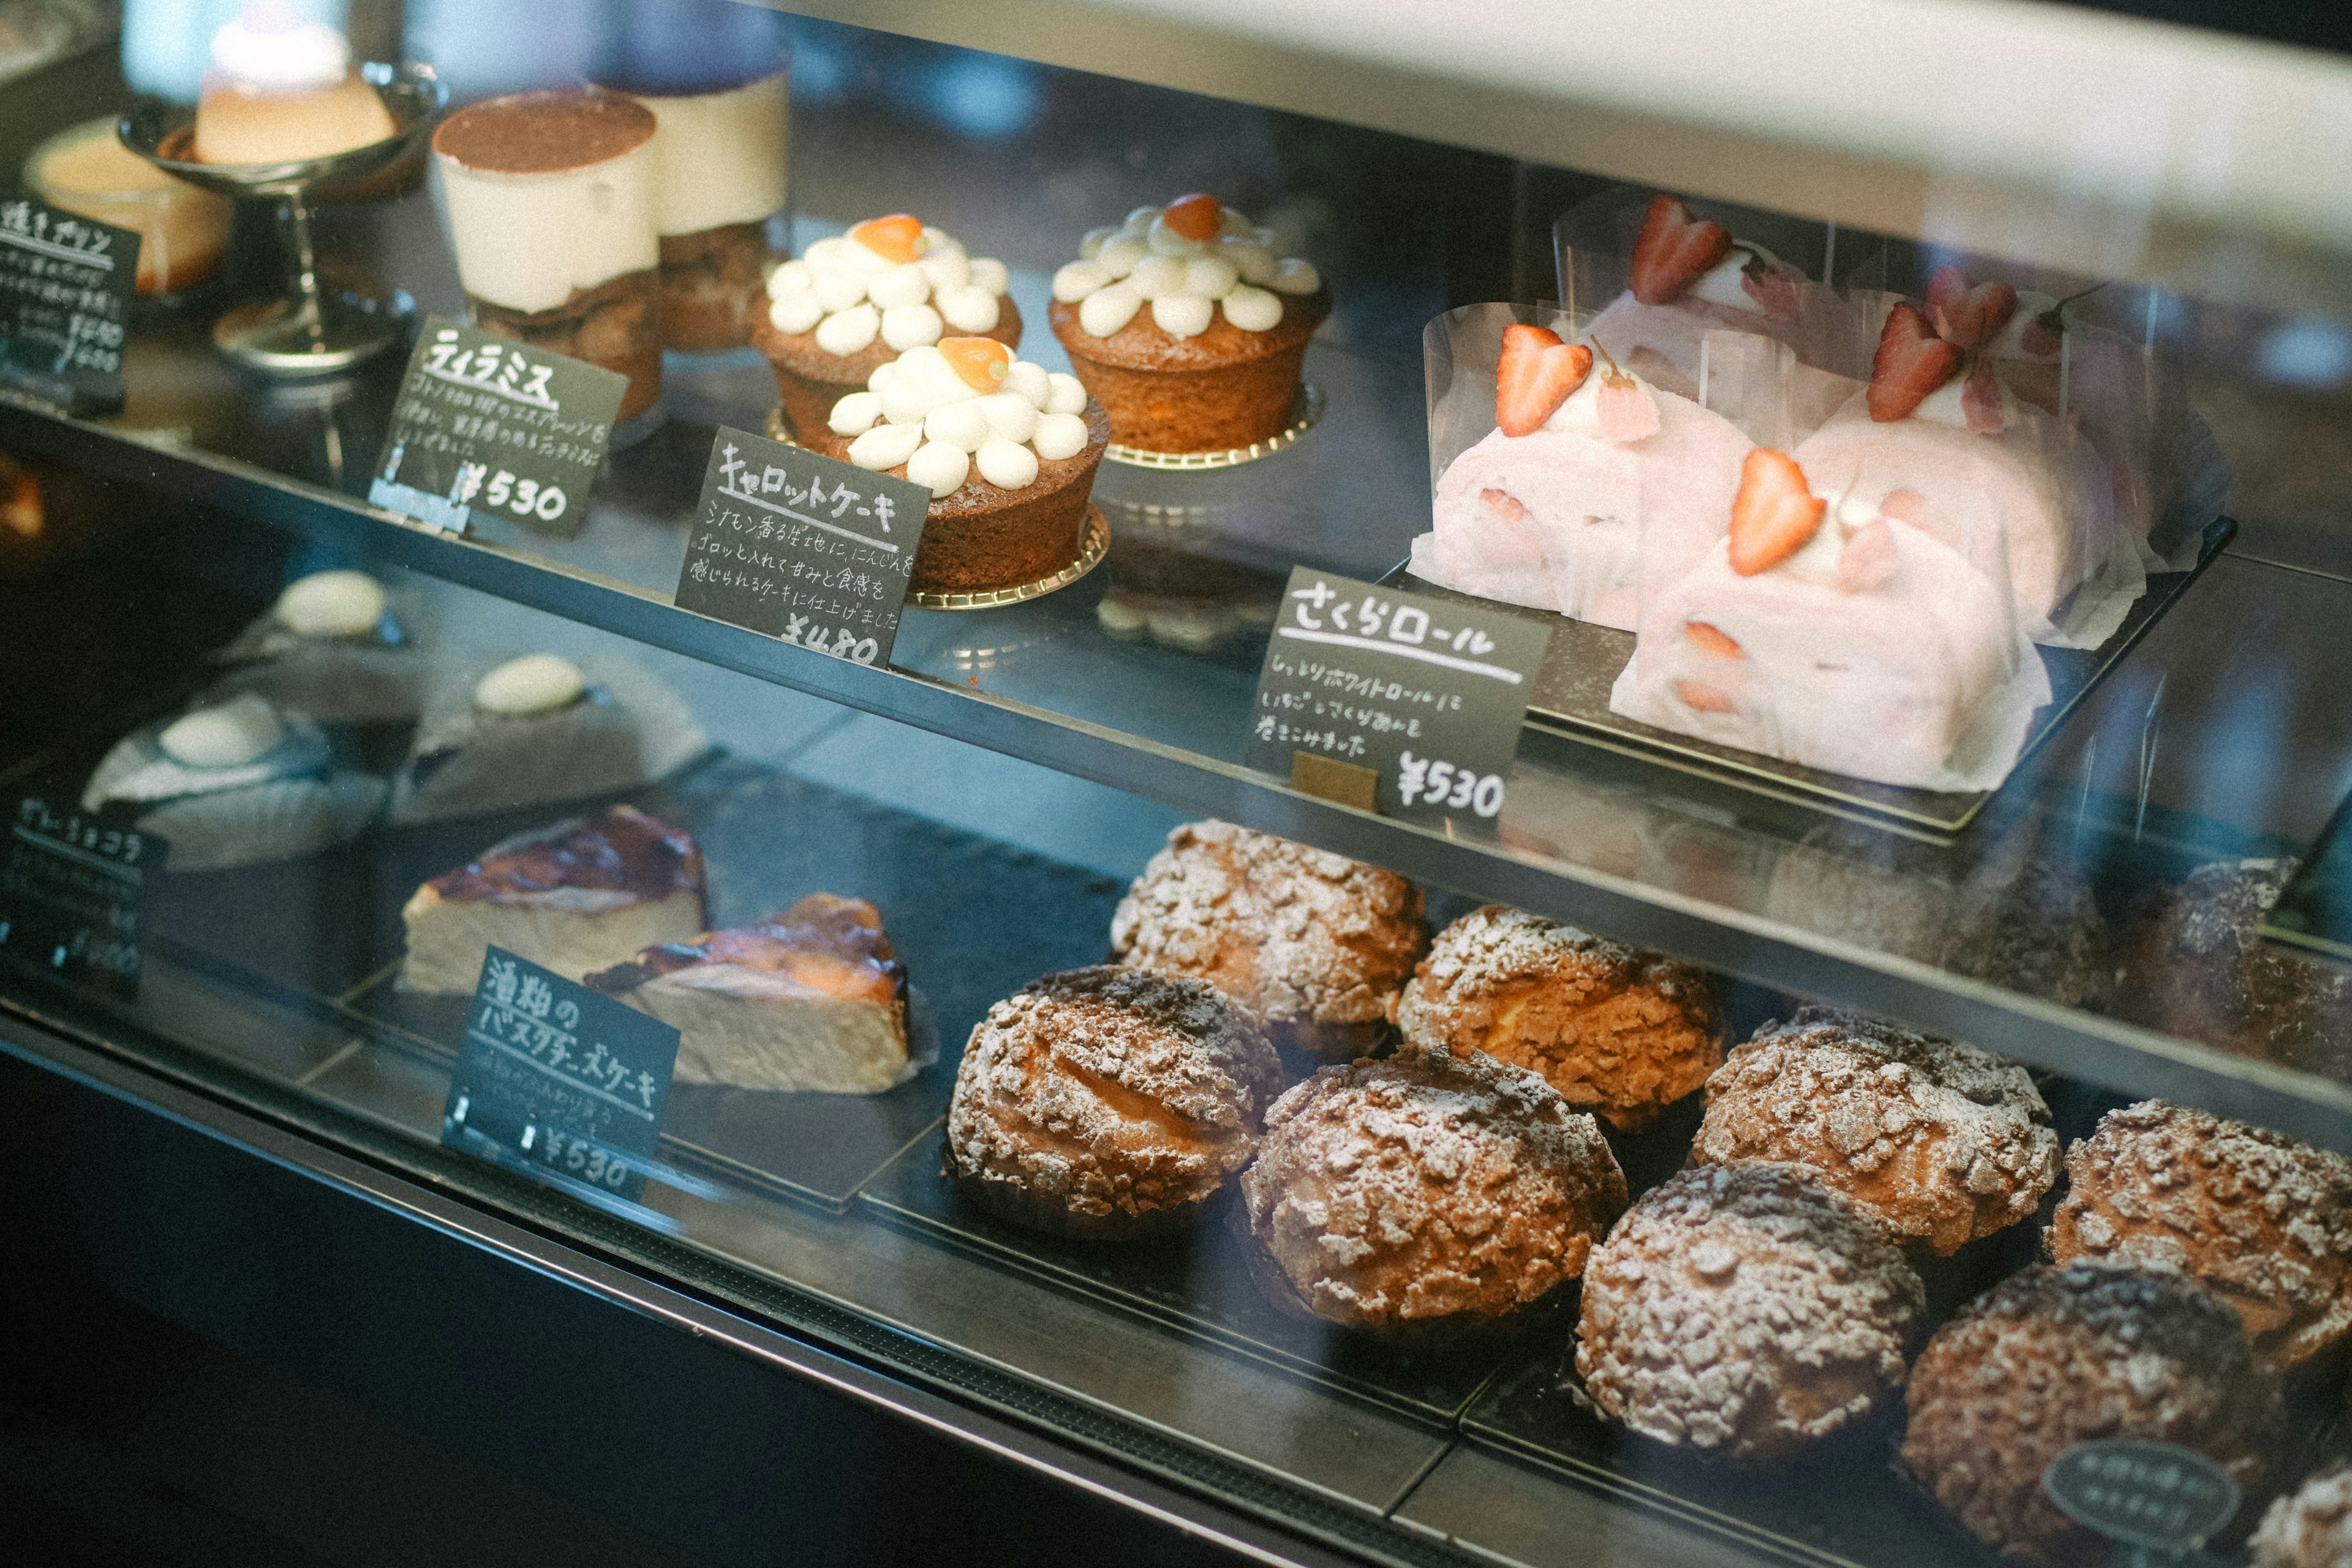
[1608,370,2054,794]
[1553,185,1869,441]
[390,656,710,825]
[80,705,386,872]
[1839,248,2231,587]
[1413,301,1796,631]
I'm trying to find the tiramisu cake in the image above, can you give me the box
[400,805,707,993]
[1049,195,1329,453]
[1793,282,2132,643]
[753,216,1018,442]
[595,64,788,352]
[1610,448,2051,790]
[1411,316,1754,630]
[824,337,1109,595]
[431,91,664,423]
[189,0,397,165]
[586,894,914,1095]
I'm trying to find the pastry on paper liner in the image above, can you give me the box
[391,655,707,825]
[205,570,422,725]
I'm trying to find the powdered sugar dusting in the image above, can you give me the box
[1902,1263,2282,1568]
[1574,1162,1924,1460]
[947,965,1283,1234]
[1392,904,1720,1132]
[1111,821,1426,1054]
[2049,1098,2352,1374]
[2253,1466,2352,1568]
[1241,1051,1626,1333]
[2116,859,2352,1071]
[1692,1005,2056,1255]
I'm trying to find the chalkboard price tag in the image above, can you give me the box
[2041,1441,2242,1553]
[673,426,929,668]
[368,316,627,540]
[0,794,163,997]
[442,946,679,1204]
[0,198,140,415]
[1248,567,1548,832]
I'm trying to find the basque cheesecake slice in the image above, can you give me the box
[586,893,912,1094]
[400,805,707,993]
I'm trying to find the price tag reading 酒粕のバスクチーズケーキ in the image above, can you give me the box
[1248,567,1551,832]
[369,317,628,541]
[673,425,930,668]
[0,794,164,998]
[0,197,139,416]
[443,946,680,1205]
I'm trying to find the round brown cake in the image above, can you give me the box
[755,289,1024,445]
[944,965,1283,1240]
[1109,820,1426,1061]
[1240,1051,1626,1338]
[1575,1162,1925,1460]
[2048,1099,2352,1377]
[1050,288,1328,454]
[1691,1006,2058,1256]
[2113,859,2352,1073]
[2253,1467,2352,1568]
[1901,1263,2282,1567]
[816,398,1109,596]
[1391,905,1721,1133]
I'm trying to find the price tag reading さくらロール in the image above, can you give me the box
[0,197,139,415]
[443,946,680,1205]
[0,795,164,998]
[2041,1440,2242,1556]
[673,426,930,668]
[1248,567,1550,832]
[369,317,628,541]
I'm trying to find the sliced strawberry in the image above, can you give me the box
[1479,488,1529,524]
[1924,265,2018,349]
[1961,356,2007,435]
[1727,448,1826,576]
[848,214,924,265]
[1161,193,1223,243]
[1673,679,1736,714]
[940,336,1012,391]
[1836,517,1898,592]
[1868,303,1962,422]
[1683,621,1742,658]
[1740,255,1801,318]
[1495,323,1593,437]
[1630,195,1732,306]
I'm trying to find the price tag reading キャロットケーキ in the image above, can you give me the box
[443,946,680,1205]
[2041,1440,2243,1555]
[0,795,164,998]
[369,317,628,541]
[673,426,930,668]
[1248,567,1550,832]
[0,198,139,416]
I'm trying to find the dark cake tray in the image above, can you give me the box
[1388,517,2234,842]
[17,742,1125,1215]
[858,1135,1540,1428]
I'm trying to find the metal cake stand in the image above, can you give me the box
[120,63,446,377]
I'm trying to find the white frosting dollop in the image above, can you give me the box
[1061,202,1317,341]
[1986,289,2064,363]
[1687,246,1765,313]
[766,222,1007,353]
[835,344,1095,499]
[474,654,586,717]
[1540,366,1659,439]
[1913,369,2017,432]
[160,695,285,769]
[208,0,352,94]
[274,570,385,638]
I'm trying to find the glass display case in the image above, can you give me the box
[6,4,2352,1565]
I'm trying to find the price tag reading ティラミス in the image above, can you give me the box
[369,317,628,541]
[1248,567,1550,832]
[2041,1440,2242,1554]
[673,426,930,668]
[0,795,163,998]
[442,946,680,1205]
[0,198,139,416]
